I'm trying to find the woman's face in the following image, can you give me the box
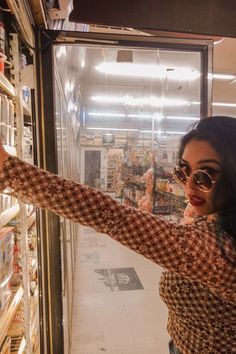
[180,139,223,216]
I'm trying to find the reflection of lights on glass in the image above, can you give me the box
[95,63,200,81]
[91,95,189,107]
[166,116,199,121]
[87,127,139,132]
[68,100,78,112]
[56,46,67,58]
[81,60,85,68]
[65,81,74,93]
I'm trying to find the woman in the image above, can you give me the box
[0,116,235,354]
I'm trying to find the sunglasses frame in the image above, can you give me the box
[173,165,216,192]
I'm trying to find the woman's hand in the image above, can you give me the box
[0,138,9,168]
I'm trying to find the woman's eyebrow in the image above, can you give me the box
[180,158,189,164]
[197,159,221,165]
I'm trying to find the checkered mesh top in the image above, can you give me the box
[0,156,235,354]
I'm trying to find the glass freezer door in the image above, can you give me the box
[36,29,212,354]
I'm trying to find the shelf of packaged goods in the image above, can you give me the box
[0,203,20,228]
[0,285,24,346]
[27,212,36,230]
[3,145,17,156]
[156,189,186,201]
[0,72,15,97]
[10,336,26,354]
[123,193,138,207]
[133,182,146,190]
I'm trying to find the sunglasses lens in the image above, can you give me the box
[193,171,212,191]
[174,166,188,184]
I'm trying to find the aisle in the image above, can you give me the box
[71,224,170,354]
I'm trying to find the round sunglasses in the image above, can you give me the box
[173,165,217,192]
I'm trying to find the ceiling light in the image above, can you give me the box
[88,112,126,117]
[209,73,236,80]
[165,131,186,135]
[166,116,200,120]
[127,113,164,119]
[95,63,200,80]
[213,102,236,107]
[91,95,189,107]
[86,127,139,132]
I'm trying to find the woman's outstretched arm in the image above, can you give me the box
[0,151,235,301]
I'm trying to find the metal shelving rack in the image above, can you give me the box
[0,15,40,353]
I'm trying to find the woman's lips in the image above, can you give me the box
[189,196,206,207]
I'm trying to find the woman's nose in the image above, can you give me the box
[185,173,197,190]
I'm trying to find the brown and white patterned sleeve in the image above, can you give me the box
[0,156,235,301]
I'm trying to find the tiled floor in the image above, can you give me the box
[71,225,170,354]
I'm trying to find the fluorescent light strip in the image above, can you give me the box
[213,102,236,107]
[209,73,236,80]
[127,114,164,119]
[192,101,236,107]
[166,131,186,135]
[88,112,199,121]
[88,112,164,119]
[140,130,161,134]
[166,116,200,121]
[86,127,139,132]
[141,130,186,135]
[88,112,126,117]
[91,95,189,107]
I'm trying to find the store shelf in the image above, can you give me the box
[0,286,24,346]
[156,189,185,201]
[133,182,146,190]
[27,212,36,230]
[0,204,20,228]
[123,193,138,207]
[0,72,15,97]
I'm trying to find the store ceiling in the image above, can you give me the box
[56,35,236,136]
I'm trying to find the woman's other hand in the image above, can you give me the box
[0,138,9,168]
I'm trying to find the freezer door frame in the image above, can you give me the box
[35,29,212,354]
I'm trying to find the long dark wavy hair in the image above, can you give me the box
[178,116,236,265]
